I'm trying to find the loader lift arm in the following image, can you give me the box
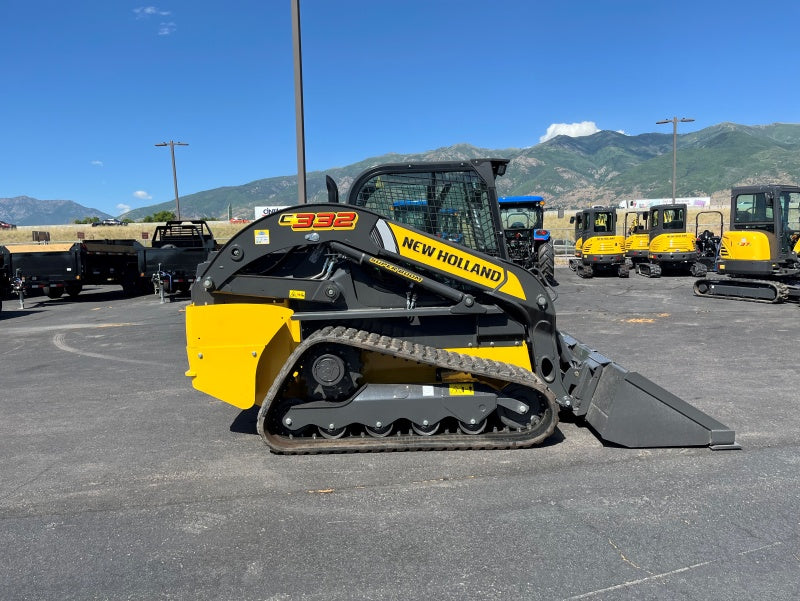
[186,160,737,452]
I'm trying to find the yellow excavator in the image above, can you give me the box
[635,203,708,278]
[184,159,736,453]
[568,207,629,278]
[694,184,800,302]
[623,210,650,265]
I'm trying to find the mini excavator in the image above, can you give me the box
[694,184,800,303]
[568,207,629,278]
[185,159,737,453]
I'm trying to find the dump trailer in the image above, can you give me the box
[185,159,737,453]
[140,220,217,295]
[694,184,800,303]
[497,196,555,283]
[568,207,629,278]
[635,204,708,278]
[0,239,141,299]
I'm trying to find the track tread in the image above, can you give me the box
[257,326,559,454]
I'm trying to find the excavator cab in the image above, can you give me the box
[568,207,628,278]
[722,185,800,275]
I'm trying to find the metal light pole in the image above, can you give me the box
[155,141,189,219]
[291,0,307,204]
[656,117,694,204]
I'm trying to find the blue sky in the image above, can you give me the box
[2,0,799,217]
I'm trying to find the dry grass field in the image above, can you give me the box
[0,207,732,248]
[0,221,247,246]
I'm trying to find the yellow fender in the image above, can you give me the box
[185,303,300,409]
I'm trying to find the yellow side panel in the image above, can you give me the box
[719,231,772,261]
[448,345,532,372]
[185,303,300,409]
[650,233,695,253]
[584,235,623,254]
[625,234,649,252]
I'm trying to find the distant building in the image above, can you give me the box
[254,206,291,220]
[618,197,711,209]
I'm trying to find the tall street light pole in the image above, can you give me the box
[155,141,189,219]
[656,117,694,204]
[292,0,307,204]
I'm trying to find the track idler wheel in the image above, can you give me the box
[300,344,362,401]
[496,384,547,430]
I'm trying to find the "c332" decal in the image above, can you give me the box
[278,211,358,231]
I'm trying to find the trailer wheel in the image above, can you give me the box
[65,284,82,298]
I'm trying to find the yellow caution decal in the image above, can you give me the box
[387,223,526,300]
[449,383,474,396]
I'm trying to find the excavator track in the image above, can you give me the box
[256,326,559,454]
[693,277,792,303]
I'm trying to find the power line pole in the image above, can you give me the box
[656,117,694,204]
[155,140,189,219]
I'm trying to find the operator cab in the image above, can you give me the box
[732,186,800,255]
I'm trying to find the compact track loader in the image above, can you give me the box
[694,184,800,303]
[635,204,708,278]
[568,207,629,278]
[185,159,737,453]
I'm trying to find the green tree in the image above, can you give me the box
[142,210,176,222]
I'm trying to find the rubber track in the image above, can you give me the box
[693,277,791,304]
[256,325,559,454]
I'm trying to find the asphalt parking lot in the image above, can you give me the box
[1,267,798,601]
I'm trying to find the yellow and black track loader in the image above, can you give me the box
[694,184,800,303]
[185,159,737,453]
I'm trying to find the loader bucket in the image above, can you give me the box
[560,333,739,450]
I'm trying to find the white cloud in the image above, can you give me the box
[158,22,177,35]
[134,6,171,19]
[539,121,601,143]
[117,203,131,214]
[133,190,152,200]
[90,160,104,167]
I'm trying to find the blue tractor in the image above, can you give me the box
[498,196,555,282]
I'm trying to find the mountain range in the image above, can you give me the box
[0,196,112,226]
[3,122,800,225]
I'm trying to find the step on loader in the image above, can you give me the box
[185,159,737,453]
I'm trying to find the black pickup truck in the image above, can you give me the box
[139,220,218,295]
